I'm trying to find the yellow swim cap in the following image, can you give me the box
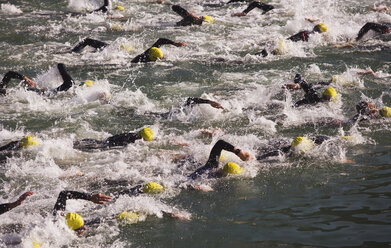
[148,47,163,61]
[80,80,96,87]
[202,16,214,24]
[115,5,124,11]
[19,136,39,148]
[138,128,154,141]
[65,213,84,231]
[291,136,314,154]
[379,106,391,117]
[32,240,40,248]
[223,162,242,175]
[143,182,164,194]
[316,23,327,32]
[110,24,123,31]
[118,211,139,224]
[323,87,337,100]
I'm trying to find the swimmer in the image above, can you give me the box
[0,136,39,153]
[53,190,111,235]
[0,192,33,215]
[0,64,74,96]
[188,140,251,179]
[73,127,154,151]
[356,22,391,41]
[172,5,214,26]
[349,101,391,123]
[231,1,274,17]
[283,74,337,107]
[131,38,187,63]
[256,23,327,57]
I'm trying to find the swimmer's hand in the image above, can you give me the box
[334,43,354,48]
[9,192,34,209]
[163,211,191,221]
[238,150,252,161]
[305,17,320,23]
[90,193,112,204]
[232,12,246,17]
[23,77,37,88]
[371,6,389,12]
[173,41,187,47]
[192,185,214,192]
[283,83,301,90]
[209,100,224,109]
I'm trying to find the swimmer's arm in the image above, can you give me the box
[335,43,355,48]
[105,132,141,147]
[305,17,320,23]
[227,0,248,3]
[283,83,301,90]
[356,22,388,41]
[1,71,25,88]
[185,97,224,109]
[53,191,111,214]
[22,76,37,88]
[371,6,389,12]
[162,211,191,221]
[232,1,274,16]
[93,0,109,13]
[151,38,187,48]
[0,192,33,215]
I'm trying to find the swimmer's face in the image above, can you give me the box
[75,225,86,236]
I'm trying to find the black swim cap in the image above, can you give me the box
[294,74,302,84]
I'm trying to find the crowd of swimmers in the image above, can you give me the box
[1,0,391,240]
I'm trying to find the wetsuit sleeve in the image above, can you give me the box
[188,140,235,179]
[0,71,24,89]
[104,132,141,147]
[185,98,210,106]
[53,190,92,214]
[227,0,247,3]
[242,1,274,14]
[94,0,109,13]
[172,5,191,19]
[257,145,291,160]
[0,141,20,152]
[71,38,109,53]
[0,204,10,215]
[288,31,310,42]
[151,38,176,48]
[131,53,149,63]
[114,185,143,197]
[356,22,390,41]
[54,63,75,93]
[294,80,321,107]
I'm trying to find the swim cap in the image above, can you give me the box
[142,182,164,194]
[32,240,40,248]
[340,136,353,141]
[80,80,95,87]
[65,213,84,231]
[19,136,39,148]
[291,136,314,154]
[294,74,302,84]
[223,162,242,175]
[138,128,154,141]
[115,5,124,11]
[379,106,391,118]
[148,47,163,61]
[316,23,327,33]
[118,211,139,224]
[202,16,214,24]
[323,87,337,100]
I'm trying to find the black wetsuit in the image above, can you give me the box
[53,190,92,215]
[73,132,142,150]
[172,5,203,26]
[71,38,109,53]
[257,136,330,160]
[356,22,391,41]
[94,0,110,13]
[294,79,331,107]
[188,140,238,179]
[0,203,12,215]
[0,64,74,95]
[241,1,274,15]
[0,141,20,153]
[131,38,176,63]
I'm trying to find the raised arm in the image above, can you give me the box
[0,192,33,215]
[104,132,142,147]
[54,63,75,93]
[232,1,274,16]
[356,22,391,41]
[0,71,37,92]
[185,97,224,109]
[53,190,111,215]
[151,38,187,48]
[93,0,110,13]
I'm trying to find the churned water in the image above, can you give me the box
[0,0,391,247]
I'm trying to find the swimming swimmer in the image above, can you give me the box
[356,22,391,41]
[73,127,154,151]
[53,190,111,235]
[188,140,251,179]
[231,1,274,17]
[0,192,33,215]
[131,38,187,63]
[0,136,39,154]
[172,5,214,26]
[0,64,74,96]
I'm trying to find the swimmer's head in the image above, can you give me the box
[356,101,377,116]
[138,128,154,141]
[202,16,214,24]
[118,211,139,224]
[148,47,164,61]
[223,162,242,175]
[314,23,327,33]
[142,182,164,194]
[379,106,391,118]
[115,5,124,11]
[291,136,314,154]
[294,74,303,84]
[322,87,337,101]
[80,80,96,87]
[19,136,39,148]
[65,213,85,234]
